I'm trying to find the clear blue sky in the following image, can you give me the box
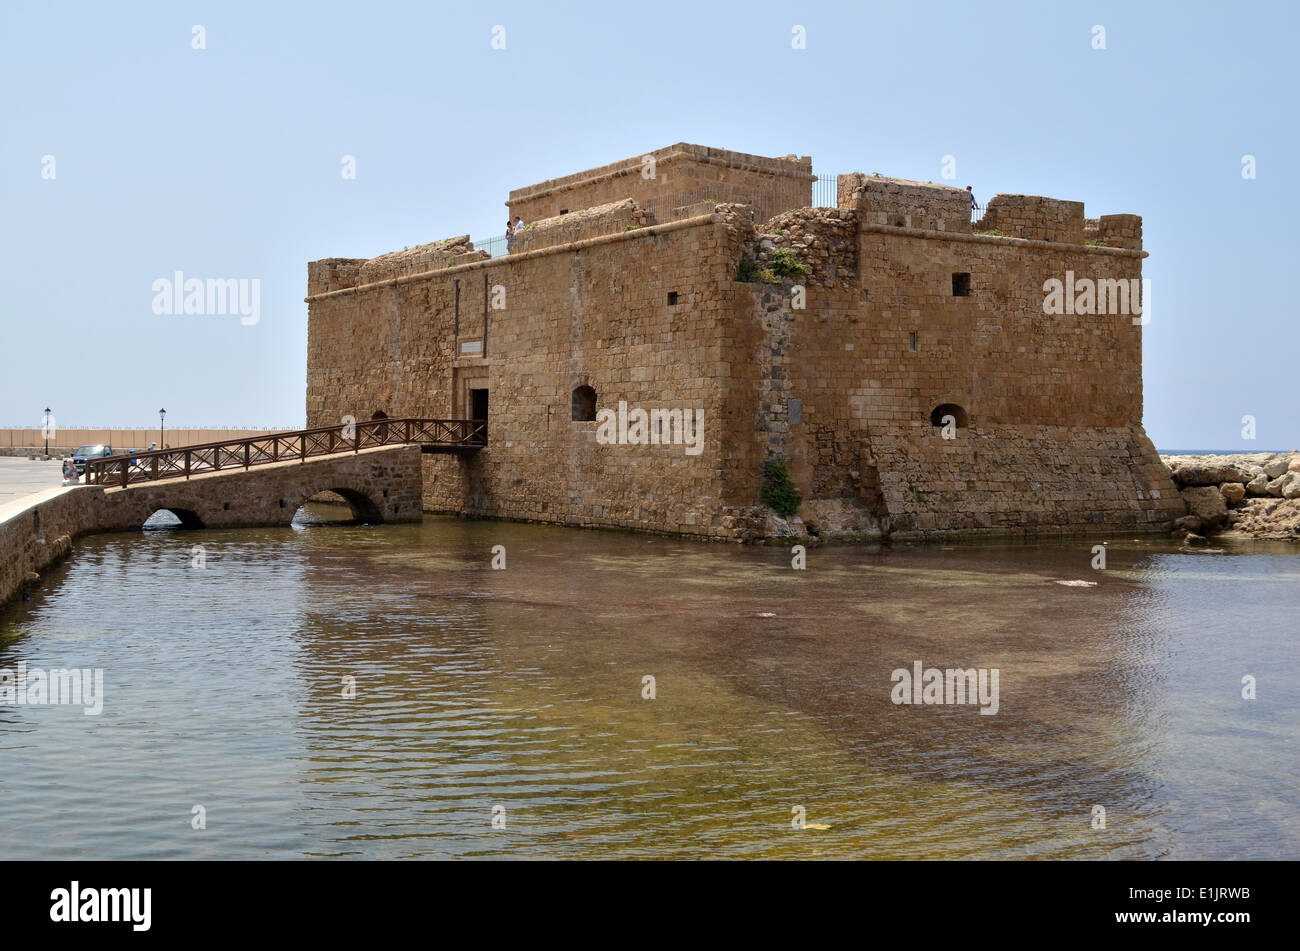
[2,0,1295,448]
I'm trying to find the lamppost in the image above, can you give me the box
[42,407,52,456]
[159,408,166,449]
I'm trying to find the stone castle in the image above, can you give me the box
[305,142,1184,540]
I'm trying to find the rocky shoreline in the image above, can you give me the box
[1162,451,1300,543]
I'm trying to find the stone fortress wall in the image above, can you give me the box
[304,142,1184,541]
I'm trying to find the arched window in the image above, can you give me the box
[571,385,597,422]
[930,403,969,428]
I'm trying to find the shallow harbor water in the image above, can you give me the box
[1,510,1297,859]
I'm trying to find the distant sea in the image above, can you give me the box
[1159,449,1291,455]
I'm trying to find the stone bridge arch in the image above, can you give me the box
[143,506,205,529]
[97,445,423,532]
[289,485,386,524]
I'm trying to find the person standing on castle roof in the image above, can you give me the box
[967,185,977,211]
[505,218,515,252]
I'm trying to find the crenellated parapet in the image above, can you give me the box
[973,194,1086,245]
[839,174,971,233]
[1083,214,1144,251]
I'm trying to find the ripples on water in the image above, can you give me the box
[1,508,1297,859]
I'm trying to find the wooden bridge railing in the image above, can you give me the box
[85,417,486,487]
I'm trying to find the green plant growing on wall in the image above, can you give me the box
[907,482,927,503]
[1085,238,1105,247]
[736,257,759,282]
[759,267,780,284]
[761,458,802,517]
[768,247,812,278]
[974,229,1007,237]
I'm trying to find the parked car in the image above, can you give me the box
[70,444,114,475]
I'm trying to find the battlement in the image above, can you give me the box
[307,145,1141,302]
[839,174,971,233]
[974,194,1088,245]
[1084,214,1143,251]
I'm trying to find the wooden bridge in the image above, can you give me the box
[85,417,485,487]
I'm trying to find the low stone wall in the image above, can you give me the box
[357,236,486,285]
[0,486,101,609]
[511,199,649,254]
[307,237,488,295]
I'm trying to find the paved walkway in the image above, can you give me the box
[0,456,70,507]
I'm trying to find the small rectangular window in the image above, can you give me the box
[909,332,918,352]
[952,273,971,296]
[667,292,679,306]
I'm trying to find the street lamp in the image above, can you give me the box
[159,408,166,449]
[42,407,52,456]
